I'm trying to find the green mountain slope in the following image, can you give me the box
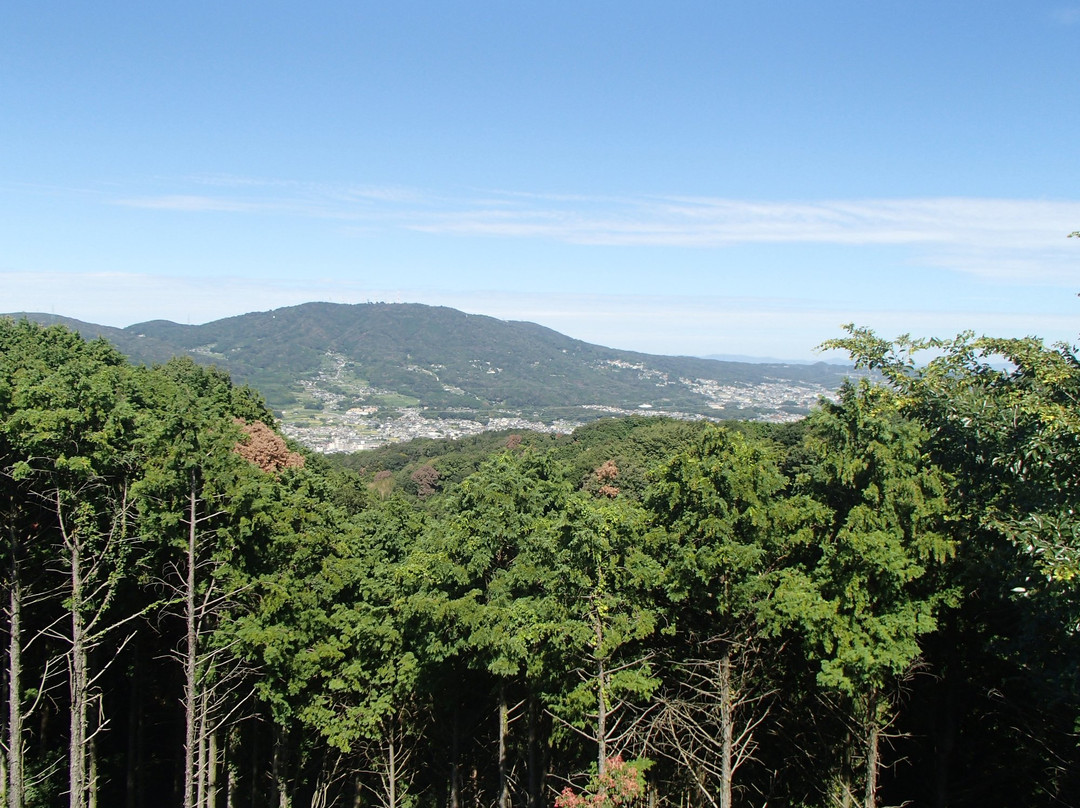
[5,302,856,448]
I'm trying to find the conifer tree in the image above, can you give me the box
[769,380,953,808]
[645,428,807,808]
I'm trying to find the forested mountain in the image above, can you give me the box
[6,305,855,449]
[2,317,1079,808]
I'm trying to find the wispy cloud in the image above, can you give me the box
[107,178,1080,283]
[410,194,1080,251]
[113,194,285,213]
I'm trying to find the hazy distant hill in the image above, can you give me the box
[703,353,824,365]
[5,303,857,449]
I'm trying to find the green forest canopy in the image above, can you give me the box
[1,316,1079,808]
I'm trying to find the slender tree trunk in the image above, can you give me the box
[207,727,219,808]
[836,764,853,808]
[68,520,88,808]
[273,725,291,808]
[498,687,510,808]
[863,718,880,808]
[718,649,733,808]
[387,736,398,808]
[7,549,25,808]
[197,688,209,808]
[88,739,98,808]
[527,696,540,808]
[184,477,199,808]
[226,726,239,808]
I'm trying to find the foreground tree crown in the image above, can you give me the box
[2,315,1079,808]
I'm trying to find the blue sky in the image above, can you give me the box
[2,1,1079,360]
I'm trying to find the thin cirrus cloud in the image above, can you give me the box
[113,194,287,214]
[408,195,1080,250]
[112,180,1080,283]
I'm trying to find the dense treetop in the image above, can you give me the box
[1,316,1078,808]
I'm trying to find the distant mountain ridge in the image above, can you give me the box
[704,353,826,365]
[5,303,857,450]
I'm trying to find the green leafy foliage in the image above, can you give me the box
[823,326,1080,581]
[772,381,954,697]
[3,317,1080,808]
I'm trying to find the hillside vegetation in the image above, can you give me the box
[6,304,855,450]
[2,316,1079,808]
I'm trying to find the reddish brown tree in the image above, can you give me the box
[410,465,441,498]
[233,420,304,474]
[592,460,620,498]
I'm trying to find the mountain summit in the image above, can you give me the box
[5,302,854,451]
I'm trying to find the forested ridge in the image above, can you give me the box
[6,304,852,423]
[2,317,1079,808]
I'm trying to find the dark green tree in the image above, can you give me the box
[133,358,277,808]
[769,380,953,808]
[824,326,1080,805]
[0,320,152,808]
[549,488,659,785]
[423,450,571,808]
[239,492,430,808]
[644,427,808,808]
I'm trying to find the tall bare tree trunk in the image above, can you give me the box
[88,740,98,808]
[184,478,199,808]
[197,688,209,808]
[498,688,510,808]
[863,718,880,808]
[207,728,218,808]
[387,737,397,808]
[718,650,733,808]
[226,726,239,808]
[6,551,25,808]
[178,474,248,808]
[273,725,291,808]
[67,507,88,808]
[527,697,541,808]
